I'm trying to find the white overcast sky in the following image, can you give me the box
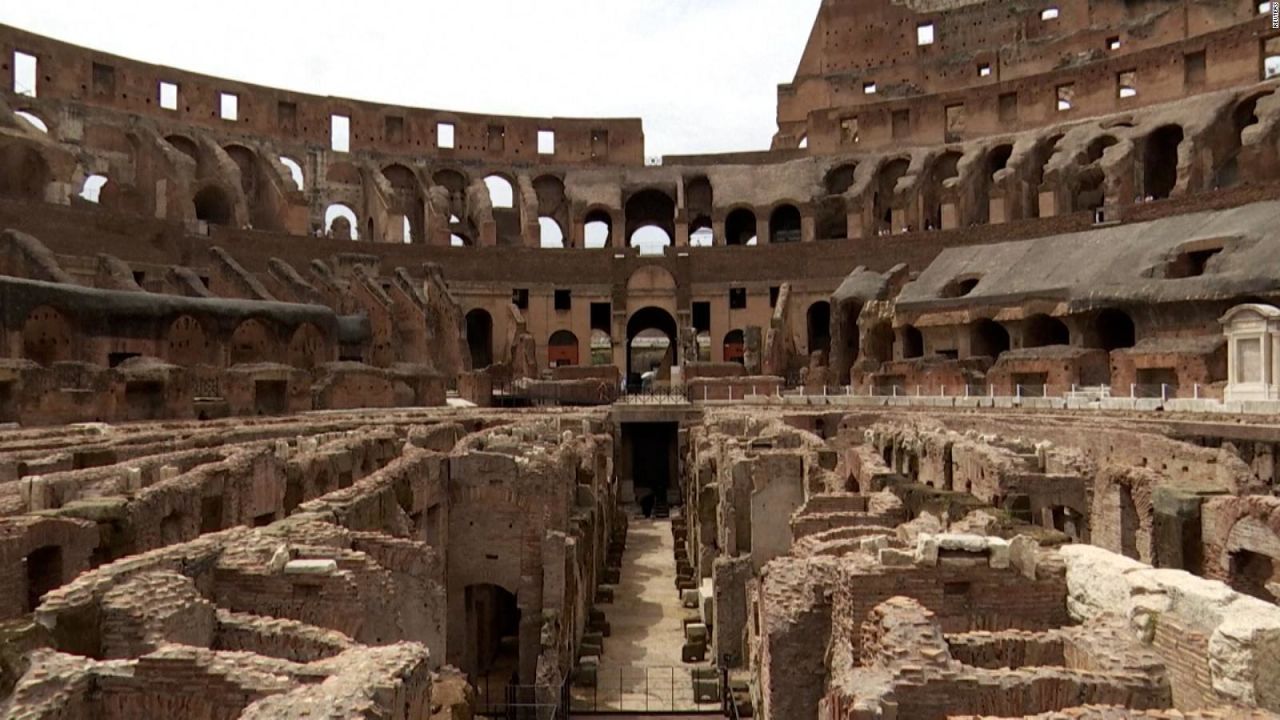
[0,0,820,157]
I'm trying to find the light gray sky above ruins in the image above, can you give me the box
[0,0,821,157]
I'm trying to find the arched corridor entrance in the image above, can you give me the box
[466,309,494,369]
[626,306,678,388]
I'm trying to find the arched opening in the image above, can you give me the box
[925,151,962,228]
[690,222,714,247]
[901,325,924,359]
[1029,135,1063,218]
[0,144,50,200]
[807,301,831,356]
[548,329,580,367]
[1023,314,1070,348]
[539,217,565,248]
[79,174,109,204]
[970,319,1010,359]
[1094,309,1136,351]
[723,329,745,365]
[483,175,514,209]
[626,307,678,386]
[193,186,233,226]
[987,145,1013,178]
[1230,549,1278,603]
[825,164,858,195]
[725,208,757,246]
[1225,517,1280,604]
[769,204,802,243]
[1218,94,1267,187]
[13,110,48,134]
[630,226,671,255]
[624,188,675,243]
[464,583,521,697]
[1086,135,1118,164]
[324,204,359,241]
[590,329,612,365]
[875,158,910,232]
[465,309,494,369]
[279,156,304,190]
[167,315,209,366]
[229,318,271,365]
[165,134,199,163]
[22,306,73,366]
[288,323,327,370]
[1143,125,1184,200]
[685,176,714,220]
[584,209,612,248]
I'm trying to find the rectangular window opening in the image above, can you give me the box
[92,62,115,97]
[840,116,860,145]
[1117,70,1138,99]
[538,129,556,155]
[769,286,780,308]
[277,101,298,132]
[512,288,529,310]
[978,63,992,77]
[591,129,609,158]
[891,109,911,139]
[999,92,1019,123]
[488,124,506,153]
[1041,7,1060,21]
[917,23,935,46]
[385,115,404,144]
[331,114,350,152]
[13,51,36,98]
[1055,84,1074,112]
[219,92,239,121]
[437,122,455,149]
[159,81,179,110]
[729,288,747,310]
[1107,36,1121,51]
[554,289,572,311]
[863,81,877,95]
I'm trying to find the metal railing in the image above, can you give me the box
[569,665,722,714]
[617,385,693,405]
[474,676,568,719]
[763,382,1223,403]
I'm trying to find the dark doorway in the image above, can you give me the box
[25,545,63,612]
[254,380,288,415]
[624,422,678,518]
[0,381,14,423]
[465,309,494,369]
[1143,125,1183,200]
[1229,549,1278,603]
[1095,309,1136,351]
[466,582,521,710]
[124,381,166,421]
[807,302,831,357]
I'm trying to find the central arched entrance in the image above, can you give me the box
[626,306,678,390]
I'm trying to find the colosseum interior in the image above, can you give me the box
[1,1,1280,718]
